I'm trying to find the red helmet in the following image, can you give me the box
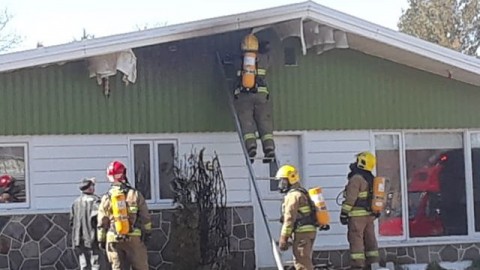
[107,161,126,182]
[0,175,12,188]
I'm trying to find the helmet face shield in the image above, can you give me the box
[278,178,290,193]
[275,165,299,185]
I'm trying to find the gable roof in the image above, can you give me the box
[1,1,480,86]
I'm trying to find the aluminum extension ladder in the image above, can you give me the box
[216,52,333,270]
[216,52,285,270]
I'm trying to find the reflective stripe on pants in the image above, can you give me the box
[234,92,274,156]
[347,215,379,268]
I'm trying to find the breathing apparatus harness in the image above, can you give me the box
[280,186,318,229]
[107,181,135,241]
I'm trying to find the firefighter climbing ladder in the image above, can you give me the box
[216,52,285,270]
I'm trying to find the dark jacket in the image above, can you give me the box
[70,193,100,248]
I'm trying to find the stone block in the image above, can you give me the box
[8,250,22,270]
[40,247,61,266]
[20,242,38,259]
[46,226,65,245]
[27,216,52,242]
[22,259,39,270]
[439,245,458,262]
[235,207,253,224]
[0,237,10,255]
[233,225,246,239]
[52,214,69,233]
[239,239,254,251]
[3,222,25,243]
[59,249,77,269]
[147,251,162,268]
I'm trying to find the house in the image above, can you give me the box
[0,1,479,269]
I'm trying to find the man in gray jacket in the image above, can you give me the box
[70,178,102,270]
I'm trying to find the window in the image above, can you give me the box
[284,47,297,66]
[0,144,28,204]
[131,140,176,202]
[405,133,466,237]
[374,132,468,240]
[374,134,404,237]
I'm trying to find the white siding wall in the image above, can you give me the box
[31,135,129,211]
[19,132,251,213]
[178,133,250,204]
[302,131,372,250]
[8,130,373,251]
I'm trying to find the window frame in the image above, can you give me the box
[401,131,471,242]
[372,130,479,244]
[0,142,30,209]
[466,131,479,236]
[372,132,408,241]
[129,139,177,206]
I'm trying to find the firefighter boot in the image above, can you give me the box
[245,138,257,162]
[262,136,275,163]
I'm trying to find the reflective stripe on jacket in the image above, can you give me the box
[281,188,317,237]
[341,174,372,217]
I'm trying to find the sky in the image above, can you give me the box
[1,0,409,53]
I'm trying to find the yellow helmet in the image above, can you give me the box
[356,151,376,172]
[241,34,259,52]
[275,164,299,184]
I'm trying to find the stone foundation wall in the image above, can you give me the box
[3,205,479,270]
[313,243,480,269]
[0,206,255,270]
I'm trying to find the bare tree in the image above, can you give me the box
[0,8,22,52]
[135,21,168,31]
[72,28,95,42]
[398,0,480,56]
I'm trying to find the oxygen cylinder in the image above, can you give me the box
[110,189,130,235]
[308,187,330,228]
[371,177,386,214]
[241,52,257,89]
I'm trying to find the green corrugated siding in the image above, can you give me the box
[271,46,480,130]
[0,31,479,135]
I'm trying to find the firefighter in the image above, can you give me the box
[234,33,275,162]
[276,164,317,270]
[70,177,103,270]
[97,161,152,270]
[0,175,19,203]
[340,152,380,269]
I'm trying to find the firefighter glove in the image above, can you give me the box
[340,212,349,225]
[278,235,289,251]
[319,224,330,231]
[98,241,106,250]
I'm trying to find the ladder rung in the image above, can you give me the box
[255,177,277,180]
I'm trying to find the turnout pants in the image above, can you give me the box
[347,216,379,268]
[77,245,102,270]
[292,231,316,270]
[106,236,148,270]
[234,92,275,158]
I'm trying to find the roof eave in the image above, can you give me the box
[0,2,311,73]
[306,4,480,77]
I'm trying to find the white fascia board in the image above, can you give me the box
[0,3,310,73]
[307,5,480,75]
